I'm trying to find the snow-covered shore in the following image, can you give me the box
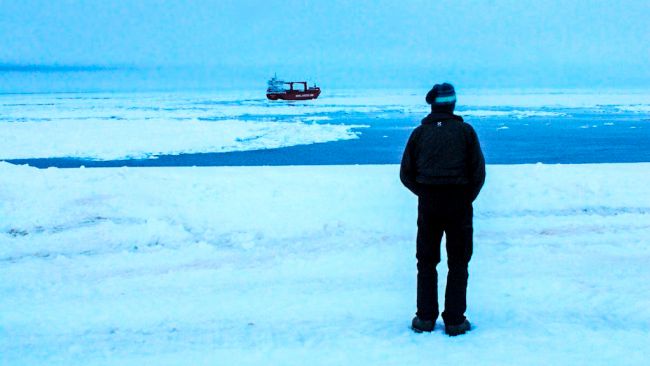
[1,162,649,365]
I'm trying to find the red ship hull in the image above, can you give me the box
[267,87,321,101]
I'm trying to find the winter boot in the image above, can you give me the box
[444,319,471,336]
[411,316,435,333]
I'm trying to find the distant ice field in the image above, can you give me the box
[1,89,649,166]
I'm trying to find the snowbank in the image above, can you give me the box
[1,162,649,365]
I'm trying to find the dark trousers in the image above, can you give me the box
[416,185,473,325]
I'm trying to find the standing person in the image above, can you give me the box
[400,83,485,336]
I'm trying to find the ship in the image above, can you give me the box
[266,74,321,101]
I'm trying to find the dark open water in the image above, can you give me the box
[7,109,650,168]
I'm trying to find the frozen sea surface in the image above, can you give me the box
[1,162,649,365]
[1,89,649,166]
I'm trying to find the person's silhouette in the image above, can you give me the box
[400,83,485,336]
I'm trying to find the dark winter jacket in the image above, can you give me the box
[400,112,486,201]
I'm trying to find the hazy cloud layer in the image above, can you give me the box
[1,0,648,89]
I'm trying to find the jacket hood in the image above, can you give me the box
[421,112,464,125]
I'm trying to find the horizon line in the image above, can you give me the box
[0,63,141,73]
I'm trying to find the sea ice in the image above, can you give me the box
[1,162,648,365]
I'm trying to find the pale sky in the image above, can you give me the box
[1,0,648,89]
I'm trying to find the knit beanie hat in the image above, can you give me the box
[425,83,456,112]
